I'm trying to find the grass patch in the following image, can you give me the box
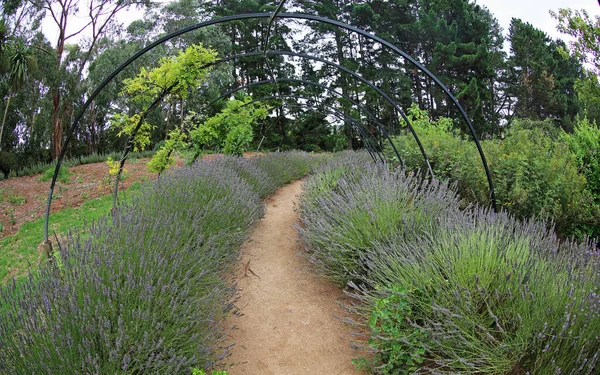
[38,164,71,183]
[0,189,26,205]
[0,182,142,283]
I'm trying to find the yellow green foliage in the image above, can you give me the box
[189,95,269,156]
[121,44,218,107]
[147,129,187,174]
[112,43,218,159]
[109,113,154,152]
[105,157,125,177]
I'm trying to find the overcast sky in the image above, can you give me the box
[42,1,600,50]
[474,0,600,41]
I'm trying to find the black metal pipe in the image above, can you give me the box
[253,94,383,162]
[45,12,497,240]
[196,78,401,162]
[205,50,430,174]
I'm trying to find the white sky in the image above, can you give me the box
[474,0,600,41]
[41,1,600,52]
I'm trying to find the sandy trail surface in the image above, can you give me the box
[225,179,364,375]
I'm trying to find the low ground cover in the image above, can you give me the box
[0,182,143,282]
[0,151,321,374]
[0,150,156,181]
[299,151,600,374]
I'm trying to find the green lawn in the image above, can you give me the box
[0,183,142,282]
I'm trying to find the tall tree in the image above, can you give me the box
[551,8,600,124]
[412,0,505,134]
[0,40,35,151]
[292,0,363,148]
[30,0,150,159]
[551,8,600,75]
[507,18,583,128]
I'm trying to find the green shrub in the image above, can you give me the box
[353,285,427,375]
[38,164,70,183]
[567,117,600,203]
[477,122,594,236]
[386,108,599,240]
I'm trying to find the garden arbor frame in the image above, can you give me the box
[197,78,400,162]
[244,95,385,162]
[204,50,431,173]
[44,12,497,242]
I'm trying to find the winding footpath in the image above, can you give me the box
[225,180,365,374]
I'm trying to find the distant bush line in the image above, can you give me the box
[385,106,600,241]
[0,150,156,181]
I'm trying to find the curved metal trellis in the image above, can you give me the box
[44,11,497,242]
[202,49,432,174]
[197,77,404,159]
[247,94,385,162]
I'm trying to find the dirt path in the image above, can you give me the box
[226,180,364,375]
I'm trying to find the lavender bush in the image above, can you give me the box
[300,152,600,374]
[358,209,600,373]
[298,152,461,286]
[254,151,321,187]
[0,152,318,374]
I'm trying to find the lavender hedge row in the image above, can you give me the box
[299,152,600,374]
[0,151,320,374]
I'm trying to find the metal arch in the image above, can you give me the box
[45,12,497,241]
[248,94,384,162]
[195,78,401,163]
[250,94,383,162]
[282,104,379,162]
[275,12,496,210]
[202,50,432,175]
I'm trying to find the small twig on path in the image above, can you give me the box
[242,259,261,279]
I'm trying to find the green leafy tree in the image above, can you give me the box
[109,113,153,152]
[110,43,218,205]
[27,0,152,159]
[574,71,600,123]
[416,0,506,134]
[0,40,35,152]
[147,128,186,174]
[551,8,600,74]
[566,117,600,204]
[189,95,270,157]
[506,18,583,129]
[113,43,218,150]
[551,8,600,124]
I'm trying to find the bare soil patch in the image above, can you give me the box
[0,158,166,239]
[0,152,264,239]
[226,180,365,374]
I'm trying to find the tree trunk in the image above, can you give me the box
[165,98,172,140]
[0,94,12,152]
[180,98,184,128]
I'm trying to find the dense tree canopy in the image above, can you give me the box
[0,0,598,177]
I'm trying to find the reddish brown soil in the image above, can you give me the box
[0,152,263,240]
[0,158,159,239]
